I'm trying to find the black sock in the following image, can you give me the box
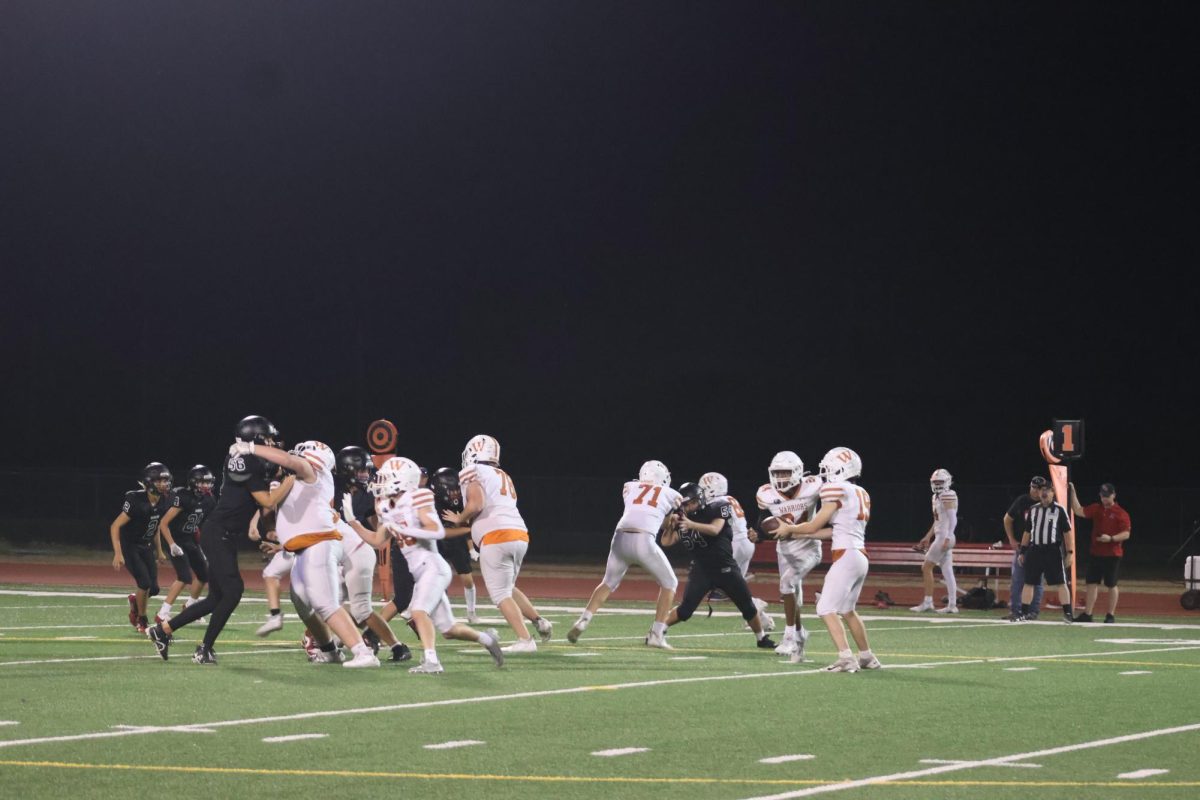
[269,608,281,616]
[320,641,337,653]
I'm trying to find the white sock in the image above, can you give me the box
[580,610,594,624]
[464,586,477,616]
[799,625,809,638]
[943,563,958,604]
[785,624,797,638]
[651,621,667,636]
[184,597,197,608]
[923,595,934,605]
[477,630,494,646]
[424,648,440,664]
[158,602,172,617]
[756,630,768,641]
[839,648,853,660]
[859,649,874,659]
[351,642,372,658]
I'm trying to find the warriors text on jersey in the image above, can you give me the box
[616,481,683,535]
[756,476,822,553]
[120,490,169,547]
[818,481,872,551]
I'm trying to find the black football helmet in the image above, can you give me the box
[187,464,215,495]
[431,467,463,512]
[142,462,173,494]
[235,415,279,445]
[678,482,705,512]
[336,446,372,490]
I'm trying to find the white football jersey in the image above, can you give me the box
[725,495,749,542]
[931,489,959,537]
[615,481,682,535]
[818,480,871,551]
[757,476,822,553]
[376,488,442,572]
[459,463,527,546]
[276,469,337,550]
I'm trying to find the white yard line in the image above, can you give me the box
[1118,768,1170,779]
[1003,667,1037,672]
[262,734,327,743]
[759,754,815,764]
[0,647,297,668]
[591,747,649,757]
[1119,670,1153,675]
[2,644,1197,752]
[424,740,485,750]
[919,758,1041,768]
[737,722,1200,800]
[0,722,19,727]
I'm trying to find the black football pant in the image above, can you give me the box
[390,541,415,612]
[676,561,757,623]
[166,522,243,650]
[169,540,209,585]
[121,536,159,596]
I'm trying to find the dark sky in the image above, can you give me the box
[2,2,1197,489]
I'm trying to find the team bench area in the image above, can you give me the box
[751,540,1014,588]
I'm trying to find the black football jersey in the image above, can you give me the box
[208,452,269,534]
[120,489,169,548]
[334,489,377,532]
[680,499,737,569]
[167,488,216,542]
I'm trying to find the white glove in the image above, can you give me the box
[342,493,357,523]
[469,546,480,562]
[229,441,255,456]
[169,543,184,557]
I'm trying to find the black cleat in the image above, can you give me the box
[1062,611,1074,624]
[1104,614,1116,623]
[362,627,381,655]
[389,643,413,662]
[192,646,218,665]
[148,625,172,661]
[1073,612,1093,623]
[757,636,778,650]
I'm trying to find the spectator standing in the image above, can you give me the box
[1003,477,1047,620]
[1069,482,1131,623]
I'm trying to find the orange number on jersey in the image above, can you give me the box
[633,483,663,508]
[496,469,518,500]
[855,488,872,522]
[730,497,745,518]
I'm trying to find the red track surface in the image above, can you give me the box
[1,558,1193,616]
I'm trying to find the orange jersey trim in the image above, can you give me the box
[481,528,530,547]
[284,531,342,552]
[830,548,866,563]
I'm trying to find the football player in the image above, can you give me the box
[568,460,681,648]
[754,452,822,659]
[789,447,881,673]
[431,467,482,624]
[660,483,777,650]
[251,491,293,637]
[153,465,215,624]
[911,469,959,614]
[362,457,504,674]
[109,462,172,633]
[699,471,774,633]
[443,435,551,653]
[148,416,296,665]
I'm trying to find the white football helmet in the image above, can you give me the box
[292,441,335,473]
[462,434,501,469]
[819,447,862,484]
[638,460,671,487]
[699,471,728,500]
[370,456,421,498]
[768,451,804,493]
[930,468,953,495]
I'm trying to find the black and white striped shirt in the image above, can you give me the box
[1024,502,1071,546]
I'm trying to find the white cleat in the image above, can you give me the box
[774,635,798,656]
[936,606,959,615]
[311,648,344,664]
[481,629,505,668]
[644,631,674,650]
[342,651,380,668]
[535,617,553,643]
[823,655,861,673]
[859,653,883,670]
[910,602,934,613]
[467,614,483,625]
[566,619,588,644]
[789,628,812,663]
[408,657,445,675]
[256,614,284,637]
[502,638,538,654]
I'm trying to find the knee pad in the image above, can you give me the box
[350,596,374,625]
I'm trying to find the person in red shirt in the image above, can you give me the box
[1069,482,1131,622]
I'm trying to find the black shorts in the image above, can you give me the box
[170,540,209,585]
[1023,546,1066,587]
[121,536,159,595]
[390,541,414,612]
[676,560,757,623]
[437,537,472,575]
[1085,556,1121,588]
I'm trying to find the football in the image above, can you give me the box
[759,516,781,534]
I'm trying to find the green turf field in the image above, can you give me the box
[1,585,1198,799]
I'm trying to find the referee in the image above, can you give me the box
[1017,482,1076,623]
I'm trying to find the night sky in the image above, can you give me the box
[2,2,1197,491]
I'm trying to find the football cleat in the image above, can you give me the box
[467,613,483,625]
[756,635,778,650]
[343,650,381,668]
[312,648,345,664]
[481,629,505,667]
[148,626,172,661]
[1062,610,1074,624]
[644,631,674,650]
[389,643,413,662]
[534,617,553,643]
[935,606,959,615]
[910,601,934,612]
[256,613,284,637]
[859,653,883,670]
[566,619,587,644]
[408,657,446,675]
[502,638,537,654]
[1073,612,1094,623]
[192,646,217,665]
[1104,614,1115,624]
[774,633,798,656]
[823,655,860,673]
[301,633,320,661]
